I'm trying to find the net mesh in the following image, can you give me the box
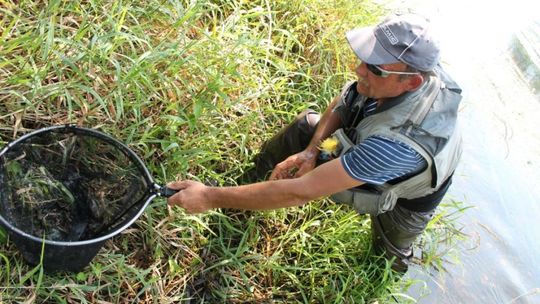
[0,128,151,242]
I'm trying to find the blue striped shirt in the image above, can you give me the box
[340,99,427,185]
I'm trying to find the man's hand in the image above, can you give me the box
[270,149,317,180]
[167,180,213,214]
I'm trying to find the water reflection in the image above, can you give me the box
[376,0,540,302]
[511,20,540,98]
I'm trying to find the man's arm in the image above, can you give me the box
[168,158,363,214]
[304,95,344,156]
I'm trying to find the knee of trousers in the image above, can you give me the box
[290,109,320,135]
[301,109,320,128]
[258,109,320,159]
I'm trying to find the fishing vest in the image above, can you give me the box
[329,65,463,215]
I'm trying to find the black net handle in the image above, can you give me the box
[159,186,179,197]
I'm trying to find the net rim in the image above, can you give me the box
[0,124,160,246]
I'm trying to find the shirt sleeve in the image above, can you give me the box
[340,135,427,185]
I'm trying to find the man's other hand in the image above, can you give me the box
[270,149,317,180]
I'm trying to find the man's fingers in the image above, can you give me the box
[270,154,308,180]
[295,161,315,177]
[270,160,288,180]
[295,166,309,177]
[166,182,188,206]
[269,169,285,180]
[166,180,190,190]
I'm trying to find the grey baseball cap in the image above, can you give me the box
[346,14,440,71]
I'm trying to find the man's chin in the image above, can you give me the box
[356,83,369,96]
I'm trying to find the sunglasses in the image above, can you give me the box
[365,63,420,78]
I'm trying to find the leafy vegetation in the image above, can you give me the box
[0,0,466,302]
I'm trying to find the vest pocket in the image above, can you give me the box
[330,188,398,216]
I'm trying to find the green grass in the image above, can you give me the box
[0,0,467,302]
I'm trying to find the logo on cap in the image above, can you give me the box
[380,24,398,45]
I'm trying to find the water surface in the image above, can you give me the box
[376,0,540,302]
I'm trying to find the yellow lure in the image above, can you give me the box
[319,137,339,154]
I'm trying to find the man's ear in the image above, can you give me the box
[406,74,424,91]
